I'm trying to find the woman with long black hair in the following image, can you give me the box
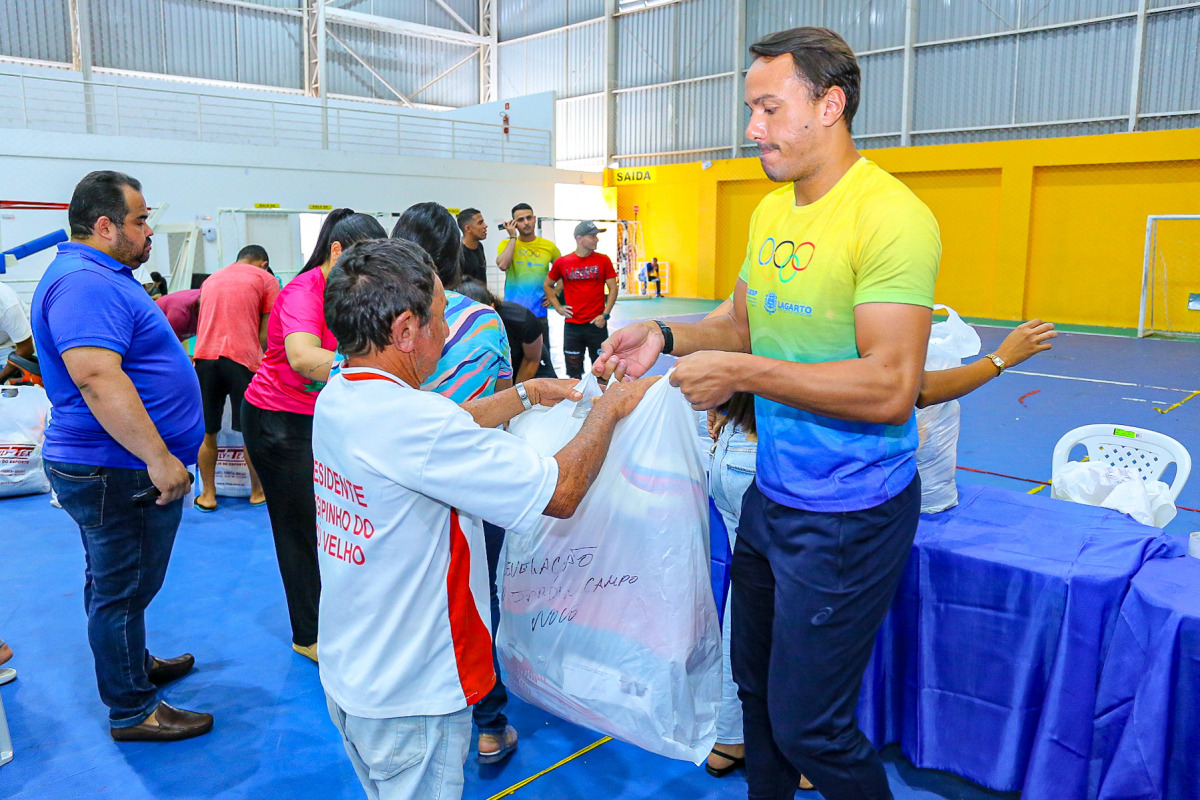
[241,209,386,661]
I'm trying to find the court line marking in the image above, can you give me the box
[1007,369,1197,393]
[486,737,612,800]
[1155,389,1200,414]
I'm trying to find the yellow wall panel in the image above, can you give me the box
[892,169,1003,319]
[610,128,1200,333]
[1026,160,1200,329]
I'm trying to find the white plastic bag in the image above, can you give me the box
[498,374,721,764]
[1051,460,1176,528]
[0,385,52,497]
[196,400,252,498]
[916,304,982,513]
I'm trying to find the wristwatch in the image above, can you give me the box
[984,353,1006,374]
[653,320,674,355]
[515,382,533,410]
[603,312,611,320]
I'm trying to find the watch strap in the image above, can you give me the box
[515,382,533,410]
[654,320,674,355]
[985,353,1006,373]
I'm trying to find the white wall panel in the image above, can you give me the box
[914,37,1017,130]
[1140,7,1200,115]
[1014,18,1133,124]
[746,0,903,55]
[327,24,479,106]
[857,50,904,136]
[0,0,72,64]
[500,0,570,41]
[556,93,604,161]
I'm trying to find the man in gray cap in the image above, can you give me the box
[544,221,618,379]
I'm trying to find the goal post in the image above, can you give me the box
[1138,214,1200,338]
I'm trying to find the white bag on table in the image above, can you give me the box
[0,385,52,497]
[916,304,982,513]
[196,400,252,498]
[1051,460,1176,528]
[498,374,721,764]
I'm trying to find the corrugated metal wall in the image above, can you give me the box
[491,0,1200,167]
[0,0,480,105]
[2,0,1198,162]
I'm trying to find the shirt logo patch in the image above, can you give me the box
[762,291,813,318]
[758,237,816,283]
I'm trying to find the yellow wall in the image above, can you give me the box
[609,128,1200,330]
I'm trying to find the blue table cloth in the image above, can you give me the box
[1091,555,1200,800]
[857,484,1185,798]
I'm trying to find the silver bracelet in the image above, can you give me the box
[515,382,533,410]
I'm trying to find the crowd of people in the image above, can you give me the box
[7,24,1066,800]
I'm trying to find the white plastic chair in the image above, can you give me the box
[1052,424,1192,503]
[0,689,12,767]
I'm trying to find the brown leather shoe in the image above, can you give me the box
[147,653,195,686]
[111,702,214,742]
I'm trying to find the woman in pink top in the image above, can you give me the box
[241,209,386,660]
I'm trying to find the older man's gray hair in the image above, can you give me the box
[324,238,438,358]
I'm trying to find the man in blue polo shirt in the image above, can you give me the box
[32,171,211,742]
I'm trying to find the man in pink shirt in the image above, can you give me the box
[193,245,280,510]
[155,288,201,341]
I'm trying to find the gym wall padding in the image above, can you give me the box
[610,127,1200,331]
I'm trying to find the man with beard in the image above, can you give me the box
[31,171,210,742]
[594,27,940,800]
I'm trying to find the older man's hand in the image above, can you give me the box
[525,378,583,407]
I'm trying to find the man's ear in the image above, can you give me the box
[820,85,848,129]
[391,311,419,354]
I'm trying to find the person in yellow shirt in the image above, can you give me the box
[596,27,939,800]
[497,203,560,377]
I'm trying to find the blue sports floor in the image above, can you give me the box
[2,298,1197,800]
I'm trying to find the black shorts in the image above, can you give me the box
[195,356,255,435]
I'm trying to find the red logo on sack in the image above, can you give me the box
[216,447,246,466]
[0,444,35,464]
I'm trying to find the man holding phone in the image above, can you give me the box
[31,171,210,742]
[496,203,560,377]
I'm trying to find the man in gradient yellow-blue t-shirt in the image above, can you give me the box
[497,202,560,377]
[595,27,939,800]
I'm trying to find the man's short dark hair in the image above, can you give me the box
[749,27,860,133]
[236,244,269,263]
[324,239,437,358]
[511,203,533,218]
[456,207,481,233]
[68,170,142,238]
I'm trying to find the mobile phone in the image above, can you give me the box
[132,473,195,506]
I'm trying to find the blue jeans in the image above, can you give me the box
[708,424,757,746]
[471,521,509,735]
[44,459,184,728]
[326,695,471,800]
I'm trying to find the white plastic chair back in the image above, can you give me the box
[1052,424,1192,503]
[0,689,12,766]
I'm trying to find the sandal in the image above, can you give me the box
[704,747,745,778]
[477,724,518,764]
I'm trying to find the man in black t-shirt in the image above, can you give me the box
[457,207,489,285]
[457,280,543,384]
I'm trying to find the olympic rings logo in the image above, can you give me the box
[757,237,815,282]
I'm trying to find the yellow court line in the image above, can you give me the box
[1155,389,1200,414]
[486,737,613,800]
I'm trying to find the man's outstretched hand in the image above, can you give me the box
[592,321,664,382]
